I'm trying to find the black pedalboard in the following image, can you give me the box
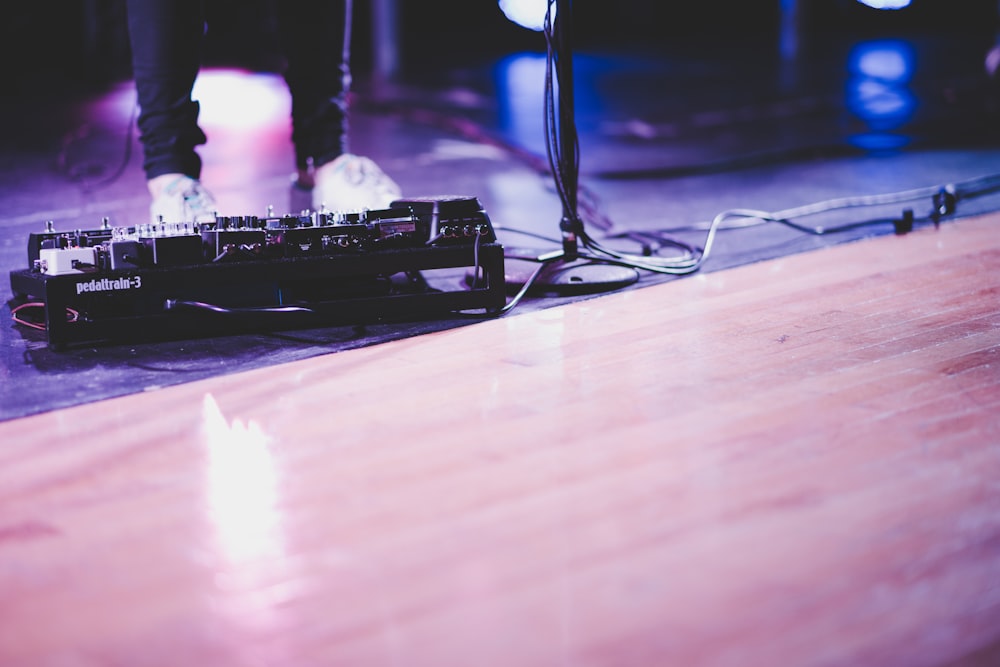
[8,196,506,349]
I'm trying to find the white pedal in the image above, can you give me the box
[39,247,98,275]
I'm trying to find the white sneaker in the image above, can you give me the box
[310,154,401,212]
[149,175,218,224]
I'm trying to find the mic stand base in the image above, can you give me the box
[499,248,640,296]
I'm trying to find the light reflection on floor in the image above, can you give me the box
[202,392,301,659]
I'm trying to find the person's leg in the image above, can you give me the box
[126,0,216,222]
[276,0,350,178]
[126,0,207,183]
[276,0,401,211]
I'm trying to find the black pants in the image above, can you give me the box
[126,0,350,180]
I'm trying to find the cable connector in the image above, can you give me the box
[894,208,914,235]
[560,215,583,260]
[931,184,957,227]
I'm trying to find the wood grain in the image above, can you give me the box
[1,215,999,667]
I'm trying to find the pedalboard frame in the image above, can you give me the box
[8,196,507,349]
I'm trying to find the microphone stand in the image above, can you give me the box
[504,0,640,295]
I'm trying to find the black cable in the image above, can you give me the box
[338,0,354,153]
[458,256,555,319]
[59,92,138,194]
[165,300,315,315]
[543,0,585,256]
[575,171,1000,277]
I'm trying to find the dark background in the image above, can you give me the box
[4,1,998,94]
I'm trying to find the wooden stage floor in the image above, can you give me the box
[1,211,998,666]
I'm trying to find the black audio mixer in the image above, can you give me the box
[8,195,506,349]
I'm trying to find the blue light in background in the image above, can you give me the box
[854,44,912,84]
[494,53,549,154]
[845,39,918,151]
[493,52,609,155]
